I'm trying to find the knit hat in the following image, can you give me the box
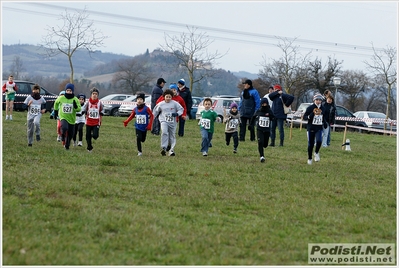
[169,84,178,90]
[313,94,324,101]
[59,90,65,96]
[177,79,185,86]
[65,83,75,93]
[230,102,238,109]
[273,84,282,91]
[136,93,145,101]
[78,93,86,101]
[260,98,269,105]
[157,78,166,85]
[242,79,252,86]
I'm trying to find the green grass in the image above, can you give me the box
[2,111,397,265]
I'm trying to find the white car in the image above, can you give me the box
[195,95,240,121]
[101,94,135,116]
[353,111,396,131]
[118,95,152,116]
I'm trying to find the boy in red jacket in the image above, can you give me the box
[85,87,103,152]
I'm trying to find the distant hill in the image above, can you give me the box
[2,44,258,96]
[2,44,132,78]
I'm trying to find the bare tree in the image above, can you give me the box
[112,58,155,94]
[306,57,342,94]
[10,56,25,79]
[161,26,227,94]
[41,7,108,83]
[364,44,397,122]
[340,70,370,112]
[260,37,312,96]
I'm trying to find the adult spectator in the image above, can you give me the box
[177,78,192,137]
[263,86,274,110]
[150,78,166,135]
[238,79,260,141]
[268,84,294,147]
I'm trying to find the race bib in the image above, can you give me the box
[136,114,146,124]
[200,118,211,129]
[165,113,174,122]
[228,119,239,129]
[62,103,73,114]
[258,116,270,127]
[312,114,323,125]
[88,107,99,119]
[6,84,15,94]
[30,104,41,115]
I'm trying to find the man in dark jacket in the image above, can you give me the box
[151,78,166,135]
[268,84,294,147]
[177,78,192,137]
[238,79,260,141]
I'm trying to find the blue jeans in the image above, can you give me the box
[200,128,213,153]
[270,118,285,141]
[322,125,331,146]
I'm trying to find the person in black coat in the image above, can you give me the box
[150,78,166,135]
[322,94,336,147]
[177,78,192,137]
[268,84,294,147]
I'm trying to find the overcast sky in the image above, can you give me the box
[1,1,397,74]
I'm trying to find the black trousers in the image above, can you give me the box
[73,122,84,142]
[60,119,75,149]
[86,125,100,150]
[136,129,147,153]
[239,116,255,141]
[225,131,238,149]
[257,129,270,157]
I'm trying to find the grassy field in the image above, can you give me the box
[2,111,397,265]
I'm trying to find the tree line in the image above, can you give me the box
[3,8,396,119]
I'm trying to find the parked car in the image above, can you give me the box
[118,95,152,117]
[290,102,368,131]
[101,94,135,116]
[2,80,57,112]
[190,96,203,119]
[101,94,134,101]
[354,111,396,131]
[196,95,240,121]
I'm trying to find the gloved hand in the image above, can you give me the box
[5,89,8,92]
[123,120,128,127]
[171,113,178,117]
[54,110,58,120]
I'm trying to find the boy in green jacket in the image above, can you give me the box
[53,83,81,150]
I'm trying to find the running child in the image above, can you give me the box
[199,97,220,156]
[73,93,87,147]
[152,89,184,156]
[249,98,274,163]
[123,93,154,156]
[85,87,103,152]
[23,84,46,146]
[223,102,240,153]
